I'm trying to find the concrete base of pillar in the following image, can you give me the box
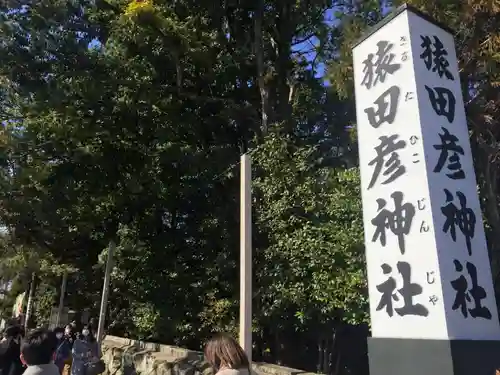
[368,337,500,375]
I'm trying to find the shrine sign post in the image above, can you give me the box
[352,4,500,375]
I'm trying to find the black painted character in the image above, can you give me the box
[433,127,465,180]
[364,86,400,128]
[361,41,401,89]
[441,189,475,255]
[371,191,415,254]
[425,85,456,123]
[368,134,406,189]
[376,261,429,317]
[420,35,454,80]
[451,260,492,320]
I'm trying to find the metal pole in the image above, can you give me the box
[55,271,68,327]
[239,154,252,362]
[24,272,35,332]
[97,241,115,345]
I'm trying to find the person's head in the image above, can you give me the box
[4,325,21,342]
[81,325,94,341]
[64,325,72,337]
[204,333,249,372]
[54,327,64,341]
[20,328,57,366]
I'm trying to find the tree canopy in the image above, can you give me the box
[0,0,499,374]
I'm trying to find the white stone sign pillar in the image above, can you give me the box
[352,4,500,375]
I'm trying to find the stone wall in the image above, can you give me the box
[101,335,317,375]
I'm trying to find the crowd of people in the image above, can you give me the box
[0,322,251,375]
[0,323,101,375]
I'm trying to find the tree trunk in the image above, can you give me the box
[56,271,68,327]
[275,3,293,132]
[24,272,36,331]
[255,0,270,137]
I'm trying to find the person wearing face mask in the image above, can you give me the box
[53,328,72,375]
[70,325,99,375]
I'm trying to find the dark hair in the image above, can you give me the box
[54,327,64,335]
[3,325,21,348]
[70,321,79,334]
[204,333,249,372]
[21,328,57,365]
[4,325,21,338]
[81,324,95,342]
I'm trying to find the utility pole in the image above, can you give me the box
[239,153,252,362]
[24,272,36,332]
[97,241,115,345]
[55,271,68,327]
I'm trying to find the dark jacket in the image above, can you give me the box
[70,338,98,375]
[0,338,24,375]
[54,338,73,373]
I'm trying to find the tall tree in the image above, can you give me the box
[0,0,367,372]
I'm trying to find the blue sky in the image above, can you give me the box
[292,4,394,80]
[291,8,338,80]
